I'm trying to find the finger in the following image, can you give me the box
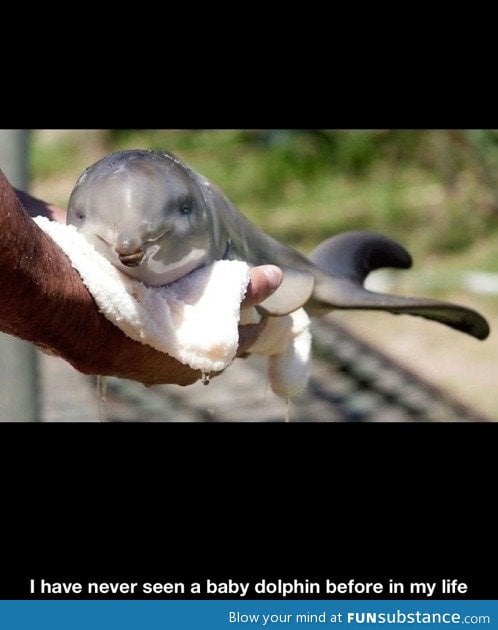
[237,319,268,356]
[242,265,283,309]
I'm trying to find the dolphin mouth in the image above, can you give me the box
[118,251,144,267]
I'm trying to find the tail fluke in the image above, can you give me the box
[307,231,490,340]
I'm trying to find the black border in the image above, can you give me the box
[2,422,495,599]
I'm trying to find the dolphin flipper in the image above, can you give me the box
[257,267,316,316]
[307,231,490,340]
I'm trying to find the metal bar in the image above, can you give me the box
[0,129,40,421]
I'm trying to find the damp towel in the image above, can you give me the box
[34,216,312,398]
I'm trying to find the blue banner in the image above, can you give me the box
[0,600,495,629]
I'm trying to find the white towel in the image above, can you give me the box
[34,216,312,398]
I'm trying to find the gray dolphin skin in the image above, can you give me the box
[67,149,490,340]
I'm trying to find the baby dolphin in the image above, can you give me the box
[67,149,490,340]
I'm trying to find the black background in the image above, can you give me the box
[1,422,495,600]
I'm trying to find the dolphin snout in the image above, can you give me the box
[115,233,145,267]
[117,250,144,267]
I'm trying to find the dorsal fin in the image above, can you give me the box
[258,267,315,316]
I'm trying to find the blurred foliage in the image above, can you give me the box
[31,129,498,265]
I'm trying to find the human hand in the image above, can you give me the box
[237,265,282,356]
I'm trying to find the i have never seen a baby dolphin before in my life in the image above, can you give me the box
[66,148,490,341]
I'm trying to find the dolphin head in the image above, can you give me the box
[67,150,218,285]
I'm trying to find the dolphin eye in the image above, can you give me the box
[75,210,85,221]
[179,201,192,215]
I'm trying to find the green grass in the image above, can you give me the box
[30,134,88,178]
